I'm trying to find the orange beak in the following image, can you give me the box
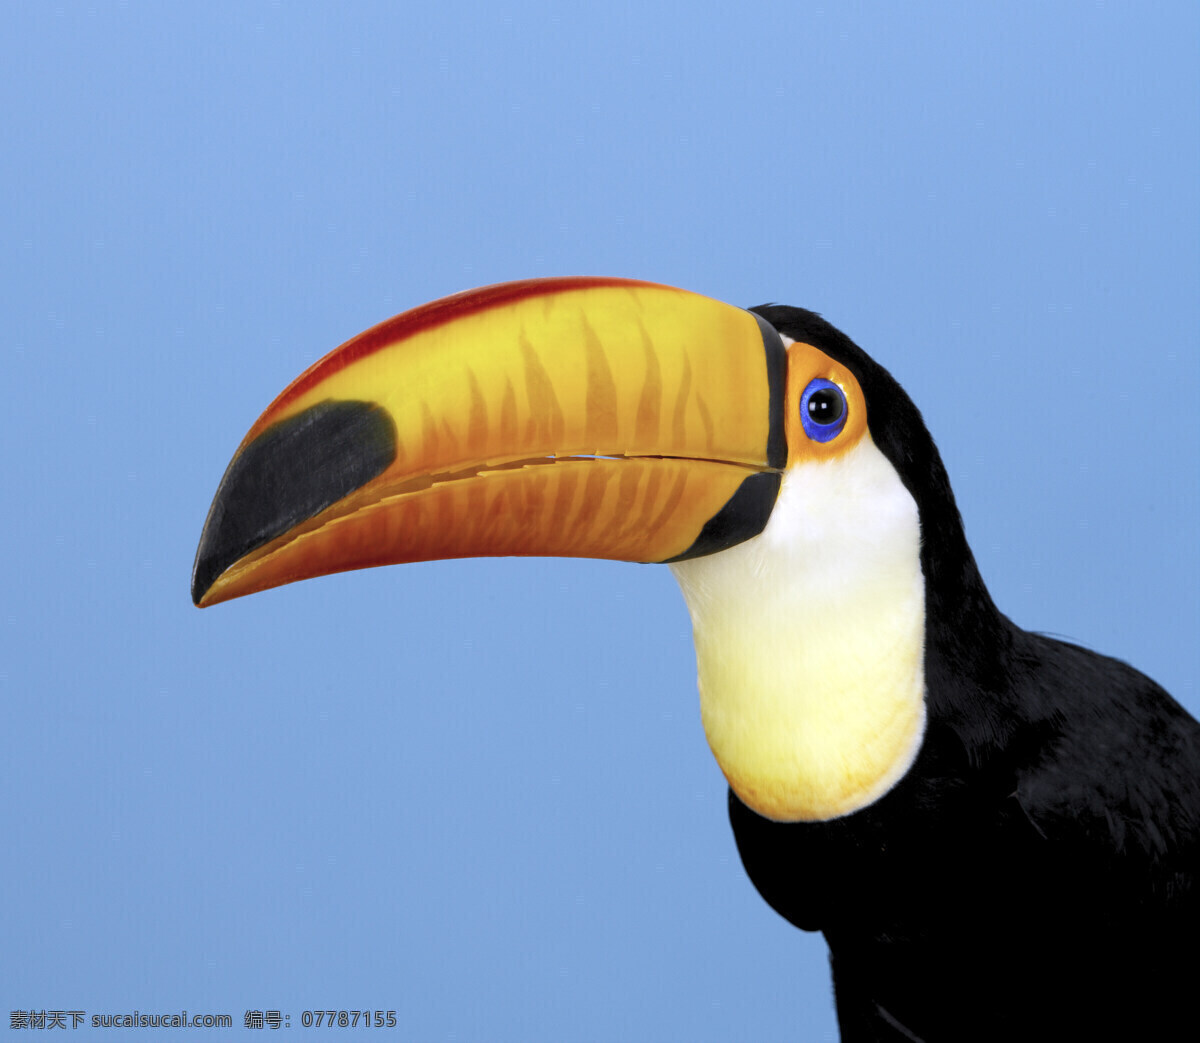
[192,277,786,607]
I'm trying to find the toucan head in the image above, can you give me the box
[194,278,966,823]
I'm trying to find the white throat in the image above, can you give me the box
[669,436,927,821]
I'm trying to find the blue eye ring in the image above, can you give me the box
[799,379,848,443]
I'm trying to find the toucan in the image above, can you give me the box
[193,278,1198,1041]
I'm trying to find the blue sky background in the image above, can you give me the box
[3,3,1197,1040]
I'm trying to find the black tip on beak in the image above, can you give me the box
[191,400,397,606]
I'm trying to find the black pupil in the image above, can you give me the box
[807,387,844,425]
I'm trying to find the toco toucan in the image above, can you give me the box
[193,278,1199,1041]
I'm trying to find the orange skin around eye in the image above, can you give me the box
[782,341,870,463]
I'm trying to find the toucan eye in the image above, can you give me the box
[800,379,847,442]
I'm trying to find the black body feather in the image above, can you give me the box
[739,307,1200,1040]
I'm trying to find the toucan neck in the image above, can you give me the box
[670,437,928,822]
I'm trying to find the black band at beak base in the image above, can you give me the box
[661,471,782,563]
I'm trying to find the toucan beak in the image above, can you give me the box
[192,277,786,607]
